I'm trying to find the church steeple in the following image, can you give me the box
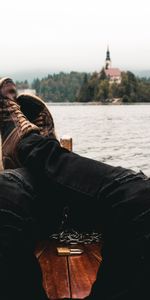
[105,46,111,69]
[106,46,110,60]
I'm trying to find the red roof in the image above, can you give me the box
[105,68,121,77]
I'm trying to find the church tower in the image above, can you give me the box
[105,46,111,69]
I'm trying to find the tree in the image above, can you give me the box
[32,78,41,94]
[99,68,107,80]
[16,80,29,89]
[78,74,92,102]
[97,80,109,102]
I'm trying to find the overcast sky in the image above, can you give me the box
[0,0,150,75]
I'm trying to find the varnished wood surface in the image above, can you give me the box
[35,241,102,299]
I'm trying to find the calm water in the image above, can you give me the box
[48,104,150,177]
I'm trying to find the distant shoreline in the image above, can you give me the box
[47,101,150,106]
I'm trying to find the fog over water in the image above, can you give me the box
[0,0,150,73]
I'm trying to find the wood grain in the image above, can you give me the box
[38,242,70,299]
[68,244,101,299]
[84,243,103,263]
[35,241,102,299]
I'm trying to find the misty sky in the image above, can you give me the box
[0,0,150,74]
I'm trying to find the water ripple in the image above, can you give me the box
[48,104,150,177]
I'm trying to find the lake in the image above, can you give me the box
[48,103,150,177]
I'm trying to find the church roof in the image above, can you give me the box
[105,68,121,77]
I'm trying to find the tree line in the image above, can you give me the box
[16,72,87,102]
[16,70,150,103]
[78,69,150,103]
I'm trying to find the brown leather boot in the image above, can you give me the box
[0,79,40,169]
[0,77,17,101]
[17,93,57,138]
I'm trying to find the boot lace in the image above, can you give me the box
[34,109,54,135]
[10,102,35,133]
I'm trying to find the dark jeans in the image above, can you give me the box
[0,168,49,300]
[0,133,150,299]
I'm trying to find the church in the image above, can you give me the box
[104,47,121,84]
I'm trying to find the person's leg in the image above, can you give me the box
[18,134,150,300]
[17,134,140,230]
[0,168,48,300]
[1,92,149,299]
[88,172,150,300]
[0,80,133,231]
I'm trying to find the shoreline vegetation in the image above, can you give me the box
[16,70,150,103]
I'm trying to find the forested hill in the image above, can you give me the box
[16,71,150,103]
[32,72,90,102]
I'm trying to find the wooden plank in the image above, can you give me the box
[60,136,73,151]
[84,243,103,263]
[68,244,101,299]
[35,241,103,299]
[38,242,70,299]
[35,240,50,259]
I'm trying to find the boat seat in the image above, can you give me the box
[35,240,102,299]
